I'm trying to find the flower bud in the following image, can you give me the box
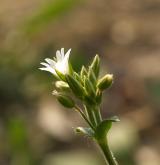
[88,67,96,87]
[73,72,83,84]
[55,81,69,91]
[84,76,96,97]
[90,54,100,78]
[97,74,113,91]
[80,66,87,80]
[52,91,75,108]
[75,127,94,137]
[65,74,84,99]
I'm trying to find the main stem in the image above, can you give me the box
[84,105,118,165]
[98,139,118,165]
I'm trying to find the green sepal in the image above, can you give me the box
[94,116,120,141]
[68,61,74,75]
[52,91,75,108]
[90,54,100,78]
[84,76,96,97]
[88,67,97,87]
[65,74,84,99]
[80,66,88,78]
[75,127,94,137]
[55,69,66,81]
[73,72,83,84]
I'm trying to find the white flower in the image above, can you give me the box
[39,48,71,76]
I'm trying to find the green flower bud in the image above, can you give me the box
[52,91,75,108]
[80,66,88,80]
[75,127,94,137]
[73,72,83,84]
[90,54,100,78]
[88,67,97,87]
[55,81,70,91]
[65,74,84,99]
[84,76,96,97]
[97,74,113,91]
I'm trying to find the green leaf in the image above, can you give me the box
[75,127,94,137]
[108,116,120,122]
[94,116,120,141]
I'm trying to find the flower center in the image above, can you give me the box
[55,61,68,74]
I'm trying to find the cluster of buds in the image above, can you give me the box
[40,48,119,165]
[40,48,113,110]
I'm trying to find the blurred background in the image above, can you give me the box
[0,0,160,164]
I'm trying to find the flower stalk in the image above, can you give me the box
[74,105,95,130]
[39,48,120,165]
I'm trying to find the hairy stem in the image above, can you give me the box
[98,139,118,165]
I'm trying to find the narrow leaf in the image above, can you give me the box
[95,116,120,141]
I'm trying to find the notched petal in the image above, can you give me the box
[56,50,62,61]
[45,58,56,66]
[64,48,71,60]
[61,48,64,58]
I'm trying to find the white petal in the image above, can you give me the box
[40,62,49,67]
[64,48,71,60]
[39,67,46,70]
[45,58,56,66]
[40,48,72,76]
[56,50,62,61]
[39,67,49,71]
[55,62,64,73]
[39,67,56,75]
[61,48,64,58]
